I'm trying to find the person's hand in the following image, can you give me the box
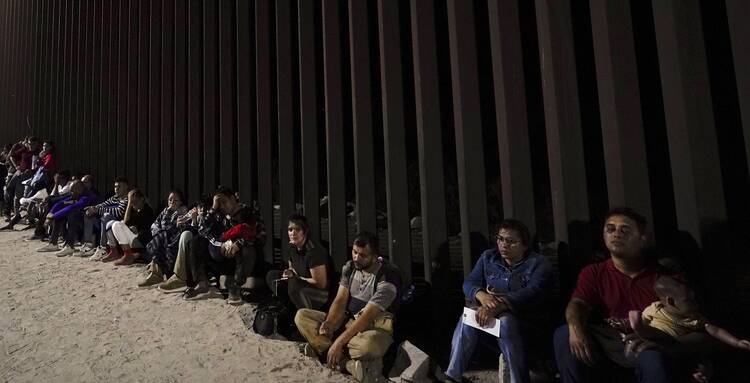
[475,291,501,311]
[282,268,297,279]
[628,310,647,334]
[227,242,240,258]
[190,207,199,220]
[606,317,632,333]
[176,215,188,226]
[569,325,597,366]
[319,320,334,337]
[326,337,347,368]
[475,306,500,328]
[736,339,750,351]
[85,206,96,216]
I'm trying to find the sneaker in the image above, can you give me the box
[345,358,386,383]
[73,244,96,257]
[0,224,14,231]
[137,271,164,288]
[100,250,120,263]
[113,252,136,266]
[225,277,243,305]
[182,284,222,301]
[88,247,108,261]
[158,275,187,293]
[55,245,75,257]
[36,243,60,252]
[300,343,317,358]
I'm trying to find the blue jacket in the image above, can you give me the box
[463,248,553,318]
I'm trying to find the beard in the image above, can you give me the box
[353,260,371,270]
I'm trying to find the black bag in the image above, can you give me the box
[252,299,291,337]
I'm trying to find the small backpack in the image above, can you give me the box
[251,299,292,337]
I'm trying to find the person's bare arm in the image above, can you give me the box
[304,265,328,290]
[705,323,750,350]
[566,298,597,365]
[319,286,349,336]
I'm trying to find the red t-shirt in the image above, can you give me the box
[571,258,674,319]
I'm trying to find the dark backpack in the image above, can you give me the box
[251,299,292,337]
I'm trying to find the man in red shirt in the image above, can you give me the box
[553,207,674,383]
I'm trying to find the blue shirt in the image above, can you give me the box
[463,248,553,319]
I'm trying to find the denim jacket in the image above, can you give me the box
[463,248,553,318]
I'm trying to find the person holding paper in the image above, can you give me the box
[443,219,553,383]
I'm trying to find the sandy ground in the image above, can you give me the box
[0,229,355,383]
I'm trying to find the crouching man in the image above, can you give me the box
[295,231,401,383]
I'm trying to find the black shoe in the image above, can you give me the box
[225,277,244,305]
[182,284,222,301]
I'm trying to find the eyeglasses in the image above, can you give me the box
[495,235,520,246]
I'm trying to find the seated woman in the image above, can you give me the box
[101,189,155,265]
[265,214,332,310]
[137,190,188,288]
[443,219,553,383]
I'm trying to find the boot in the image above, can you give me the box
[137,261,164,288]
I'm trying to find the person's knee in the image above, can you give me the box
[294,308,316,328]
[635,349,669,376]
[553,325,571,354]
[179,230,193,244]
[498,314,522,339]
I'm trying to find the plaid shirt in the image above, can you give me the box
[198,202,266,249]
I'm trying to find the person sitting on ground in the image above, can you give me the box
[1,169,71,231]
[266,214,332,310]
[443,219,553,383]
[553,207,684,383]
[100,188,155,266]
[183,186,266,305]
[3,137,40,222]
[295,231,401,383]
[35,181,96,256]
[83,177,129,260]
[137,189,188,288]
[156,195,211,294]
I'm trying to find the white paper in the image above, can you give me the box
[462,307,500,337]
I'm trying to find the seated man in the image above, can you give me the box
[444,219,553,383]
[101,188,155,265]
[183,186,266,305]
[1,169,71,231]
[554,207,679,383]
[83,177,129,260]
[35,181,96,256]
[3,137,40,222]
[157,194,211,293]
[266,213,332,310]
[295,231,401,383]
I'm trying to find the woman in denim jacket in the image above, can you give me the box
[444,219,553,383]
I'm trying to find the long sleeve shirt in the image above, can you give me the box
[92,195,128,220]
[49,192,97,220]
[150,206,188,238]
[463,248,553,321]
[198,202,266,249]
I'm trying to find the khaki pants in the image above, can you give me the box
[294,308,393,360]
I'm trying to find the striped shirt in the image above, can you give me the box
[93,195,128,220]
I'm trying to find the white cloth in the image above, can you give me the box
[109,221,141,247]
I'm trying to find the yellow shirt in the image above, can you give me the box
[642,301,706,338]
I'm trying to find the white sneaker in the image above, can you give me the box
[56,246,75,257]
[36,243,60,252]
[88,247,107,261]
[73,244,95,257]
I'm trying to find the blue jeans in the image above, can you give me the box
[445,313,531,383]
[83,212,115,247]
[553,325,671,383]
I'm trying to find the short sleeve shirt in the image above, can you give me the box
[285,240,330,280]
[340,261,399,314]
[642,301,706,338]
[571,258,671,319]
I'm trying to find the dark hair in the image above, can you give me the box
[43,140,55,152]
[287,213,309,233]
[654,276,689,299]
[353,231,379,253]
[169,189,185,203]
[28,136,39,143]
[214,185,235,198]
[130,188,145,199]
[498,219,531,247]
[56,169,71,179]
[114,176,129,185]
[604,207,647,234]
[192,194,212,209]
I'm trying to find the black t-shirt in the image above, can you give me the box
[285,240,331,280]
[126,204,156,245]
